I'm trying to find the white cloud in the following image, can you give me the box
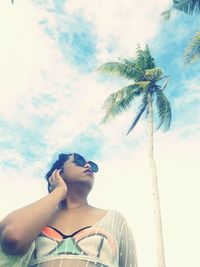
[0,0,64,120]
[0,149,26,168]
[0,169,47,218]
[65,0,171,61]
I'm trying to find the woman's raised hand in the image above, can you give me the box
[48,169,68,200]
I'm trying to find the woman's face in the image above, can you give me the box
[61,154,95,187]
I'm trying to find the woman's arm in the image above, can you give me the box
[0,169,67,256]
[119,220,138,267]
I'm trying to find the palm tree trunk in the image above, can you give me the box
[147,92,166,267]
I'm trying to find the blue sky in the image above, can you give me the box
[149,13,200,128]
[0,1,200,267]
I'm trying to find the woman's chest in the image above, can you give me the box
[46,208,108,236]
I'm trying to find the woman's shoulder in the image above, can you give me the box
[85,206,128,228]
[93,207,127,224]
[91,206,124,215]
[110,209,127,221]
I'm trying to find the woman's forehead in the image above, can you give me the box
[66,154,74,163]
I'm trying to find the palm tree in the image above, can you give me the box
[162,0,200,65]
[96,44,172,267]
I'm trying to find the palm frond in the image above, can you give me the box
[155,89,172,131]
[184,31,200,65]
[143,45,156,69]
[126,93,148,135]
[96,61,140,81]
[97,45,156,83]
[134,44,156,74]
[159,76,170,91]
[100,84,144,124]
[134,81,151,90]
[173,0,200,15]
[145,67,164,81]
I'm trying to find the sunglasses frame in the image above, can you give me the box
[73,153,99,173]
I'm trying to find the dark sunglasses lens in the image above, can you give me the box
[89,161,99,173]
[74,154,86,166]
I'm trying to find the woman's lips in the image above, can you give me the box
[84,170,94,175]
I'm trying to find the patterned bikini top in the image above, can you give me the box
[27,209,138,267]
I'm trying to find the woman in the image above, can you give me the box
[0,152,138,267]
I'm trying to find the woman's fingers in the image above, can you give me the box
[49,169,58,184]
[48,169,68,200]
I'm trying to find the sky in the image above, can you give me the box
[0,1,200,267]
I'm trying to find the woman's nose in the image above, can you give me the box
[84,162,92,170]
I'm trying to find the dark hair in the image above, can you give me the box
[45,153,73,193]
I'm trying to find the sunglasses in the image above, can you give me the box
[72,153,99,173]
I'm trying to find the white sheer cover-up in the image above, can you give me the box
[0,209,138,267]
